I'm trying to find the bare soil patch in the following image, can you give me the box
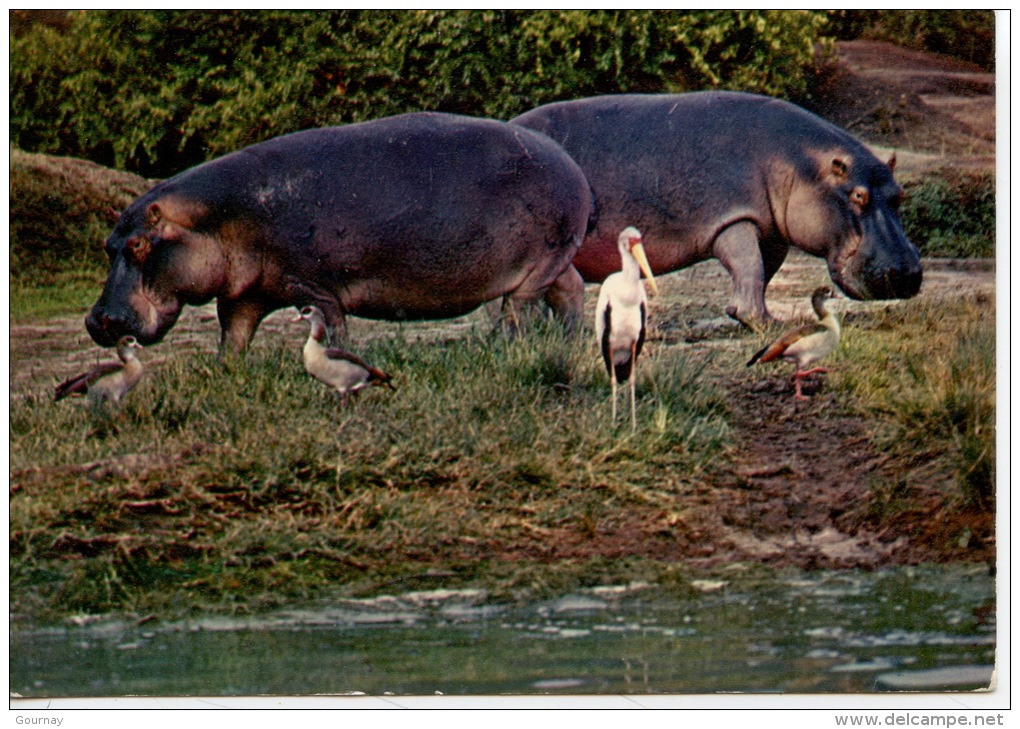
[807,40,995,176]
[581,254,994,571]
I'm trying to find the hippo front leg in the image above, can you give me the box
[217,298,273,355]
[282,279,349,345]
[712,221,772,330]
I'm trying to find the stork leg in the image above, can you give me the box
[610,370,618,426]
[629,341,639,432]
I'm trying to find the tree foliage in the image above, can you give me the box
[10,10,830,176]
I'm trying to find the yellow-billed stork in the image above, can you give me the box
[295,306,395,402]
[747,286,841,401]
[54,336,145,410]
[595,226,659,430]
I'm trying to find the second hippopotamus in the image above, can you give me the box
[513,91,922,327]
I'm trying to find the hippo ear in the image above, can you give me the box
[147,196,205,230]
[831,158,850,180]
[145,203,163,228]
[887,153,897,172]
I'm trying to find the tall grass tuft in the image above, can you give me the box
[835,294,995,506]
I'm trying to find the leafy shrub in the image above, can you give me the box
[900,170,995,258]
[11,10,830,176]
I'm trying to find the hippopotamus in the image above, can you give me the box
[512,91,923,327]
[87,112,593,353]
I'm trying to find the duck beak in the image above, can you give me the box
[631,241,659,296]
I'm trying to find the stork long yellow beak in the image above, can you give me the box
[630,242,659,296]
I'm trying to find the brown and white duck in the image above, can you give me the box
[294,306,395,401]
[54,336,145,409]
[746,286,841,401]
[595,226,659,430]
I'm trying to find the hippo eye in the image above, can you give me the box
[125,235,153,263]
[849,187,869,210]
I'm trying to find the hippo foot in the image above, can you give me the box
[725,305,770,333]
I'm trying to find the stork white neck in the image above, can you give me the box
[618,240,644,283]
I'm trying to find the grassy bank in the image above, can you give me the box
[10,279,997,625]
[11,321,732,623]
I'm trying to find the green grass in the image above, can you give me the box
[10,322,732,622]
[10,248,997,626]
[833,293,996,507]
[11,289,998,624]
[10,268,106,323]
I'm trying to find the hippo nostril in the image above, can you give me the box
[86,307,133,346]
[888,262,922,298]
[904,266,923,296]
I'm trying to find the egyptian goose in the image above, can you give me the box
[595,226,659,430]
[54,336,144,409]
[746,286,841,401]
[295,306,395,401]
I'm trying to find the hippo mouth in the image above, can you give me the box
[86,291,184,347]
[828,254,923,302]
[828,218,923,301]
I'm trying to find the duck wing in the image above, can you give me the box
[323,348,395,390]
[747,322,829,366]
[54,362,122,400]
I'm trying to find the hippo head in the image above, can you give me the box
[783,151,922,302]
[86,196,225,347]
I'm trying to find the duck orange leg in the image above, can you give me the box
[793,367,832,400]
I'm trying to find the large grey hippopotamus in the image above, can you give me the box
[87,112,593,352]
[512,92,923,326]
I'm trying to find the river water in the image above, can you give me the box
[10,564,995,697]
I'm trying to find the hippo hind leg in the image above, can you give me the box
[499,263,584,337]
[542,264,584,334]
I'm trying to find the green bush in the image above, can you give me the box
[900,170,995,258]
[10,10,830,177]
